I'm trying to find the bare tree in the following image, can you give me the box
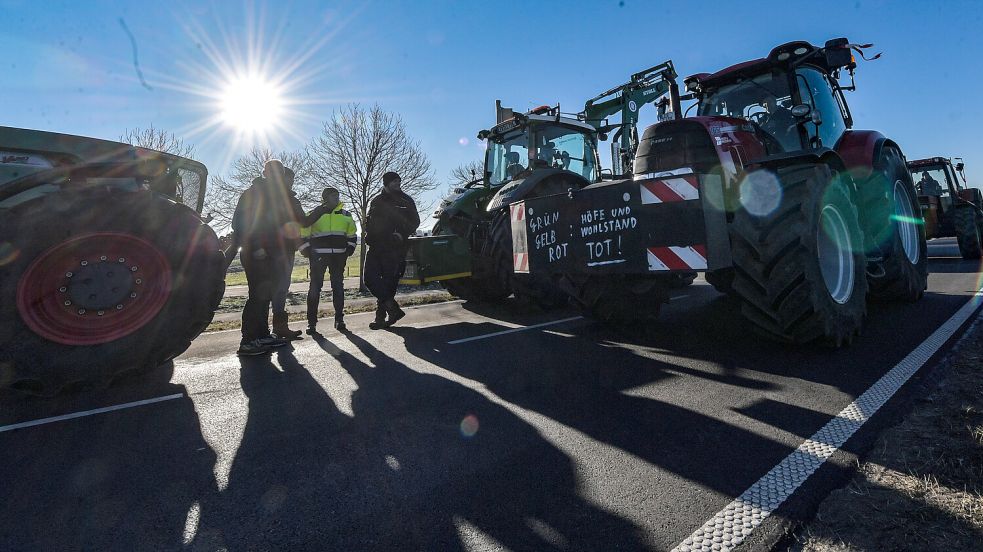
[120,125,196,158]
[448,159,484,191]
[308,103,437,289]
[204,146,318,233]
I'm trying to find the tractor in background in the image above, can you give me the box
[0,127,226,394]
[513,39,927,346]
[402,62,683,306]
[908,156,983,259]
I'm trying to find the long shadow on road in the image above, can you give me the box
[201,338,648,551]
[392,321,797,505]
[0,364,219,552]
[390,282,981,508]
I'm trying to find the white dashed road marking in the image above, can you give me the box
[448,316,584,345]
[673,289,983,552]
[0,393,183,433]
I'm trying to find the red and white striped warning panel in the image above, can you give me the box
[647,245,708,271]
[510,202,525,222]
[639,175,700,204]
[513,252,529,273]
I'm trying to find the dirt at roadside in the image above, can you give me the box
[789,315,983,551]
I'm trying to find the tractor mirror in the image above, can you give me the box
[956,162,965,172]
[823,38,853,68]
[791,104,812,118]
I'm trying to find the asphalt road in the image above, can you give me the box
[1,238,981,552]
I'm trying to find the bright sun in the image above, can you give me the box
[220,76,284,133]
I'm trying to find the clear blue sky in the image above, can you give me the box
[3,0,982,216]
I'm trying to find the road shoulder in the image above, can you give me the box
[791,312,983,551]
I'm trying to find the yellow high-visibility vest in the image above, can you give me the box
[300,203,357,255]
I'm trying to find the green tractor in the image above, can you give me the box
[402,62,681,306]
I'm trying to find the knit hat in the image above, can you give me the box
[382,171,400,186]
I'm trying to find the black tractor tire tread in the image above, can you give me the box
[0,189,225,395]
[953,205,983,260]
[487,209,568,309]
[863,147,928,302]
[729,164,867,346]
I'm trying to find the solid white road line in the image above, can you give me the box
[448,316,584,345]
[0,394,184,433]
[672,289,983,552]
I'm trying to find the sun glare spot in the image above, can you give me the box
[220,75,284,133]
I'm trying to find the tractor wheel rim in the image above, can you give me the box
[16,232,172,346]
[818,203,856,305]
[893,179,921,264]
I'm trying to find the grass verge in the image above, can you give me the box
[225,256,361,287]
[789,314,983,551]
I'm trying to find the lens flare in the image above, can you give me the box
[890,214,925,226]
[738,171,782,217]
[0,242,19,266]
[459,414,479,438]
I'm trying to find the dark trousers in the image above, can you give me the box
[308,253,348,324]
[240,248,284,341]
[363,248,403,306]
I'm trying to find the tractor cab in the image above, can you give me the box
[481,104,600,189]
[686,39,857,156]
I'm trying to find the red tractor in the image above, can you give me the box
[1,127,226,394]
[512,39,927,345]
[908,156,983,259]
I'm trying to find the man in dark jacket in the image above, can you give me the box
[364,171,420,330]
[225,160,328,355]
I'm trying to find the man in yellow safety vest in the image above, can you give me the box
[299,187,357,333]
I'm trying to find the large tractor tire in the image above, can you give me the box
[429,221,508,303]
[863,147,928,301]
[729,164,867,346]
[487,208,568,309]
[0,188,225,395]
[953,205,983,260]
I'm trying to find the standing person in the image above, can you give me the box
[364,171,420,330]
[300,187,357,334]
[270,166,303,340]
[224,160,328,355]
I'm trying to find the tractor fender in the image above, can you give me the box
[747,148,846,175]
[485,169,589,213]
[835,130,892,182]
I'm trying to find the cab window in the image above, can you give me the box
[795,67,846,148]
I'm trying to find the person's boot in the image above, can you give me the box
[385,299,406,326]
[272,311,302,340]
[334,316,347,332]
[368,306,388,330]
